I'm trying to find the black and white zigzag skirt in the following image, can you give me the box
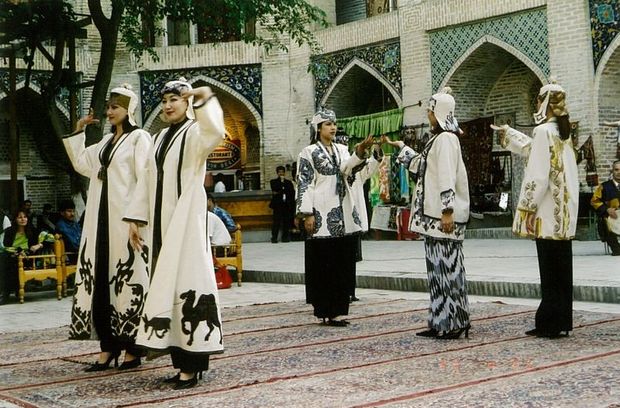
[424,236,470,331]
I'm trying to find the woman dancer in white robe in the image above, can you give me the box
[64,84,151,371]
[385,88,471,339]
[127,78,225,389]
[493,79,578,338]
[296,109,373,326]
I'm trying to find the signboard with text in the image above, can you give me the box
[207,138,241,170]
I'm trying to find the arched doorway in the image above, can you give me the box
[442,41,543,222]
[144,78,262,191]
[321,60,401,117]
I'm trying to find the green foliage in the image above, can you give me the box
[0,0,78,65]
[120,0,328,61]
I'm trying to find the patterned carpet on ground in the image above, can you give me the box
[1,299,620,408]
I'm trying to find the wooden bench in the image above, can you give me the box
[211,223,243,286]
[15,234,78,303]
[17,238,63,303]
[56,235,77,297]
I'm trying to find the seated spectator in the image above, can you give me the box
[208,211,232,246]
[37,203,57,233]
[591,160,620,256]
[207,193,237,233]
[1,210,43,304]
[20,199,35,228]
[214,173,227,193]
[55,199,82,253]
[0,212,10,250]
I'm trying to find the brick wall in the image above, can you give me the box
[597,46,620,176]
[2,0,618,197]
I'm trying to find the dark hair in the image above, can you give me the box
[556,115,570,141]
[23,199,32,205]
[12,209,28,224]
[429,122,459,136]
[58,199,75,212]
[276,166,285,172]
[5,209,37,248]
[613,159,620,168]
[43,203,53,211]
[111,116,139,135]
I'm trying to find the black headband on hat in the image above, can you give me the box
[161,81,191,96]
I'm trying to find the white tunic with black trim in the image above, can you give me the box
[397,132,470,241]
[127,98,226,355]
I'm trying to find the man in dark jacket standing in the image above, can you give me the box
[270,166,295,243]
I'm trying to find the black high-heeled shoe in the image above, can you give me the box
[436,325,470,340]
[539,330,570,339]
[173,371,202,390]
[416,328,439,338]
[322,318,349,327]
[163,373,181,384]
[118,357,141,370]
[84,351,120,372]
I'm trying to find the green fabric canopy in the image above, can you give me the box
[338,108,403,140]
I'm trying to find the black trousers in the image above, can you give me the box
[171,348,210,373]
[271,208,292,242]
[305,237,350,319]
[534,239,573,333]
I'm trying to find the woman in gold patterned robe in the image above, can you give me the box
[494,79,578,338]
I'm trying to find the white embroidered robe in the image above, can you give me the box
[64,129,151,340]
[502,120,579,240]
[296,142,365,238]
[397,132,470,241]
[127,98,226,355]
[347,156,380,232]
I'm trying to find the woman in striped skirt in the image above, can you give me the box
[385,87,470,339]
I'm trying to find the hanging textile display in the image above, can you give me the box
[399,164,409,202]
[338,108,403,141]
[459,117,494,187]
[338,109,406,208]
[378,154,391,203]
[389,153,401,200]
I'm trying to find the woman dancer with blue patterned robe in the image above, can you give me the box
[386,88,470,339]
[296,109,373,326]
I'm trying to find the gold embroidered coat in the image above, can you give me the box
[502,119,579,240]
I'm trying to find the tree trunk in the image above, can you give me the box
[86,2,124,146]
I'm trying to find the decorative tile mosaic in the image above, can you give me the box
[429,8,549,91]
[311,40,401,107]
[0,69,74,113]
[139,64,262,121]
[590,0,620,69]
